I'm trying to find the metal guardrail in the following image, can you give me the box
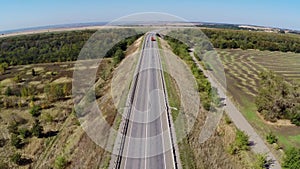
[113,33,180,169]
[155,40,179,169]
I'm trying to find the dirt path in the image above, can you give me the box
[190,52,282,169]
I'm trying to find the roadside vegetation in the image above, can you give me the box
[211,28,300,168]
[164,36,220,111]
[282,147,300,169]
[162,35,257,168]
[0,30,143,168]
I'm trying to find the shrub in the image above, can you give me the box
[0,62,9,74]
[228,129,249,155]
[54,156,67,169]
[29,105,41,117]
[4,86,12,96]
[282,148,300,169]
[18,128,31,139]
[253,154,270,169]
[11,153,22,165]
[224,114,232,124]
[11,134,23,149]
[235,130,250,151]
[266,132,278,144]
[31,120,43,138]
[44,84,65,102]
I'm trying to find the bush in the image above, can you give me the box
[18,128,31,139]
[266,132,278,144]
[11,134,23,149]
[44,84,66,102]
[228,129,249,155]
[11,153,22,165]
[227,144,238,155]
[256,71,300,125]
[54,156,67,169]
[253,154,270,169]
[29,105,41,117]
[0,62,8,74]
[31,120,43,138]
[4,86,12,96]
[235,130,250,151]
[282,148,300,169]
[224,114,232,124]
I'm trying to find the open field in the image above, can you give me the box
[218,49,300,150]
[0,59,119,168]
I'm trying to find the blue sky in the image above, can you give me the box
[0,0,299,31]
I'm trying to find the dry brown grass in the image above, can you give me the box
[0,59,119,168]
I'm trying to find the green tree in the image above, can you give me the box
[54,156,67,169]
[282,148,300,169]
[11,134,23,149]
[31,120,43,138]
[4,86,13,96]
[266,132,278,144]
[256,71,294,122]
[113,48,125,65]
[11,153,22,165]
[0,62,8,74]
[29,105,41,117]
[18,128,31,139]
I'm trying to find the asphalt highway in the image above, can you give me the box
[120,33,175,169]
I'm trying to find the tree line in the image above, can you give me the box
[0,29,142,66]
[0,30,95,65]
[202,29,300,53]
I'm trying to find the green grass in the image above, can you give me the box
[163,72,180,121]
[219,49,300,150]
[178,138,197,169]
[158,38,196,169]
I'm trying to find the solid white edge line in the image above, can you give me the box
[158,40,177,169]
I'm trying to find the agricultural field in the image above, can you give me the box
[218,49,300,150]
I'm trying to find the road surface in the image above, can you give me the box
[113,33,178,169]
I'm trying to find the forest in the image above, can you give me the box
[202,29,300,52]
[0,30,95,65]
[2,28,300,67]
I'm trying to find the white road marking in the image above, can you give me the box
[123,34,148,168]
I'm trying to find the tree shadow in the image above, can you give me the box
[248,141,256,146]
[19,158,33,166]
[0,138,7,147]
[42,131,59,138]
